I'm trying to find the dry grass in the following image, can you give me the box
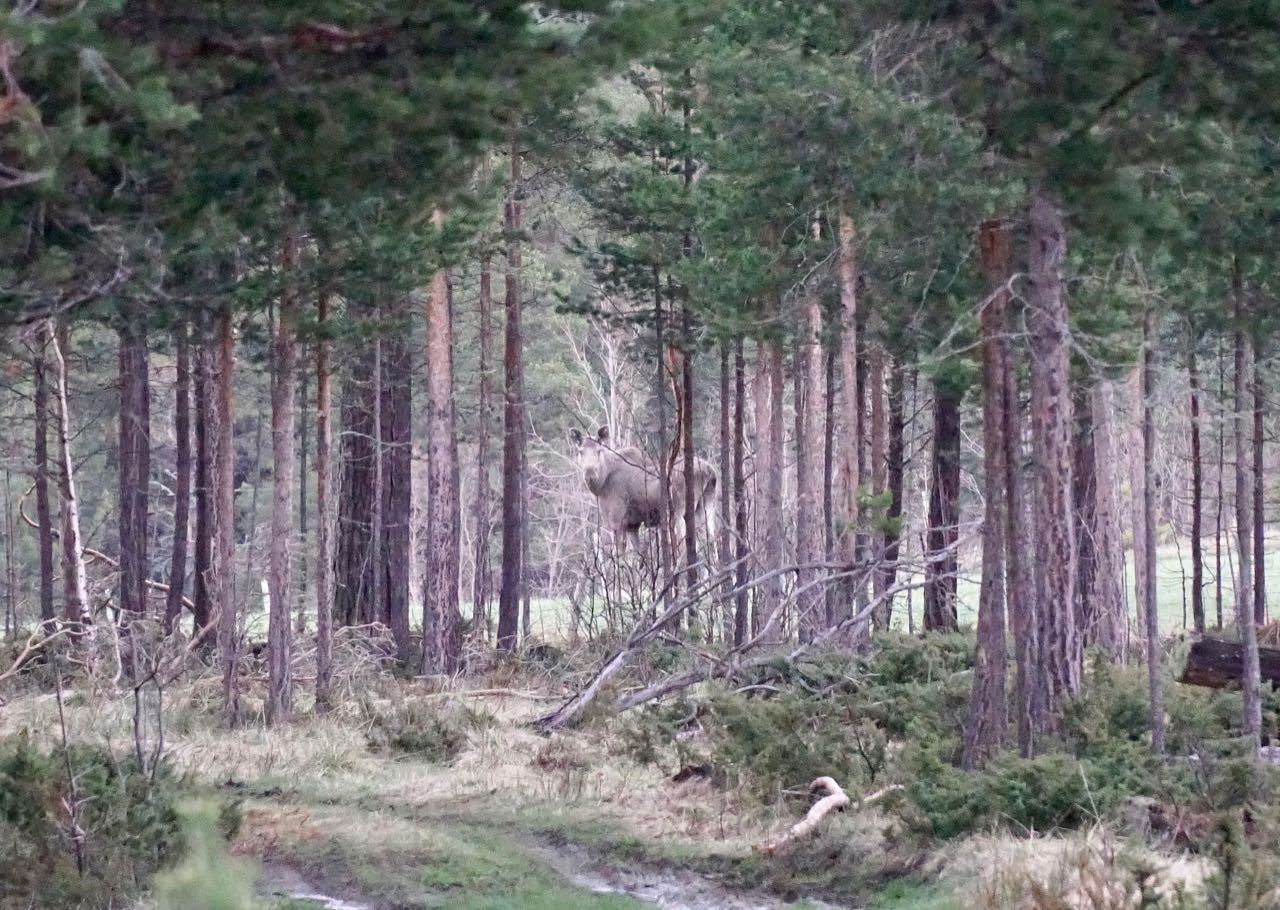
[951,826,1210,910]
[0,666,1225,909]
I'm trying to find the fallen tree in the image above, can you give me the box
[1179,637,1280,690]
[537,556,920,730]
[763,777,905,855]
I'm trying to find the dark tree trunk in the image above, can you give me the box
[296,338,310,635]
[1027,189,1079,718]
[719,342,733,642]
[1089,382,1127,660]
[963,218,1011,769]
[1233,256,1261,745]
[878,361,907,630]
[733,340,750,646]
[679,307,699,602]
[267,232,299,726]
[473,244,494,634]
[982,217,1038,756]
[763,337,786,636]
[213,307,239,728]
[1217,337,1226,630]
[369,332,384,637]
[1141,306,1165,755]
[823,346,837,627]
[32,339,55,626]
[193,321,212,635]
[424,210,462,674]
[923,383,961,633]
[1253,341,1266,625]
[1189,330,1206,634]
[869,338,887,601]
[315,294,335,713]
[796,293,826,642]
[836,212,860,626]
[335,350,377,627]
[381,312,414,660]
[165,324,192,632]
[1073,386,1098,645]
[118,319,151,622]
[497,144,525,652]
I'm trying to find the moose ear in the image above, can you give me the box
[569,428,582,446]
[597,426,609,442]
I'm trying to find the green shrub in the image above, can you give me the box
[901,749,1132,840]
[364,699,490,761]
[0,734,224,910]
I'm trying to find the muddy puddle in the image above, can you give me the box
[261,864,373,910]
[529,839,841,910]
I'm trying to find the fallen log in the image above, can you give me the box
[1178,637,1280,689]
[763,778,905,855]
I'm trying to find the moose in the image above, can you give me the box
[569,426,718,559]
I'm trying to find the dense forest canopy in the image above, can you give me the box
[7,2,1280,908]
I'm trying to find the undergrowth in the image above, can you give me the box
[0,733,238,910]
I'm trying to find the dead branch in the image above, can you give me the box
[18,486,197,613]
[763,779,905,855]
[0,626,71,694]
[764,776,850,854]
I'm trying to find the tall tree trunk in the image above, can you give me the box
[381,313,413,658]
[796,292,826,642]
[369,332,385,634]
[32,337,55,626]
[982,218,1038,755]
[193,323,212,635]
[1189,330,1206,634]
[1073,385,1098,645]
[878,362,907,630]
[425,210,462,674]
[1217,337,1227,631]
[47,323,90,629]
[836,211,860,617]
[823,347,837,627]
[267,232,299,725]
[213,307,239,729]
[296,339,309,636]
[473,242,494,634]
[165,324,192,632]
[335,348,376,627]
[762,337,786,637]
[118,318,151,627]
[924,383,962,632]
[719,342,733,642]
[676,312,699,601]
[750,343,772,634]
[314,293,335,713]
[1027,189,1079,717]
[1253,342,1266,625]
[733,340,750,646]
[497,144,525,652]
[1090,382,1127,660]
[1141,306,1165,755]
[1233,257,1262,745]
[869,336,887,598]
[963,219,1011,769]
[1128,366,1148,649]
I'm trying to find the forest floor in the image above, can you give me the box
[0,663,1217,910]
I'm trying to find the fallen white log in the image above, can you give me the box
[763,778,905,855]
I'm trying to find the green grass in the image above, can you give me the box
[868,881,963,910]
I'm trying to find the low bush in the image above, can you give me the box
[0,733,233,910]
[364,698,492,761]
